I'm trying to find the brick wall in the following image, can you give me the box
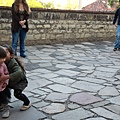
[0,7,115,45]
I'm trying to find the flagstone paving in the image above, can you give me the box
[2,40,120,120]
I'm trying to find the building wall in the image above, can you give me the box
[0,7,115,45]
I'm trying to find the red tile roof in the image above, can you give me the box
[82,0,116,11]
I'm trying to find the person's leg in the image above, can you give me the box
[0,87,11,118]
[0,87,11,104]
[0,92,4,112]
[14,89,31,110]
[114,25,120,50]
[19,28,27,57]
[12,29,20,56]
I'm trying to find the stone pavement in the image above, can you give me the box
[1,40,120,120]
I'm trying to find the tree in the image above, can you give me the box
[64,0,78,10]
[38,1,55,9]
[108,0,120,8]
[0,0,13,6]
[28,0,43,8]
[0,0,54,8]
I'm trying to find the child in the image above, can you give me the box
[0,47,9,92]
[0,46,11,118]
[0,44,31,111]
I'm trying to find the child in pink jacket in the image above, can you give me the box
[0,46,11,118]
[0,62,9,92]
[0,46,9,91]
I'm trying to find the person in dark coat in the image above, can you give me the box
[113,7,120,51]
[11,0,31,57]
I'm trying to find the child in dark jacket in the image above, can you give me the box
[0,44,31,111]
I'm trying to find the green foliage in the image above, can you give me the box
[28,0,43,8]
[0,0,14,7]
[64,0,78,10]
[0,0,54,8]
[108,0,115,6]
[39,1,55,9]
[108,0,120,9]
[0,0,78,9]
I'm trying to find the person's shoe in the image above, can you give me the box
[20,104,31,111]
[113,48,117,51]
[2,105,10,118]
[2,109,10,118]
[20,54,27,58]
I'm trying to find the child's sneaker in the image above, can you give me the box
[20,104,31,111]
[2,105,10,118]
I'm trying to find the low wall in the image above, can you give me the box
[0,7,115,45]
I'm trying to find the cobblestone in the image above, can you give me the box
[1,41,120,120]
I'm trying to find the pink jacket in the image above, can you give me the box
[0,63,9,92]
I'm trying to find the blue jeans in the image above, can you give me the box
[12,27,27,56]
[114,25,120,48]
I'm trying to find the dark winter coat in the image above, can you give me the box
[11,3,29,33]
[113,8,120,25]
[5,58,28,90]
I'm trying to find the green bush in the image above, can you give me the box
[0,0,49,8]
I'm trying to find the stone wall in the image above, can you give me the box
[0,7,115,45]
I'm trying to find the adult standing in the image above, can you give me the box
[11,0,31,57]
[113,7,120,51]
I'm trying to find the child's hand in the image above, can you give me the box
[0,75,10,82]
[0,75,4,82]
[2,83,7,88]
